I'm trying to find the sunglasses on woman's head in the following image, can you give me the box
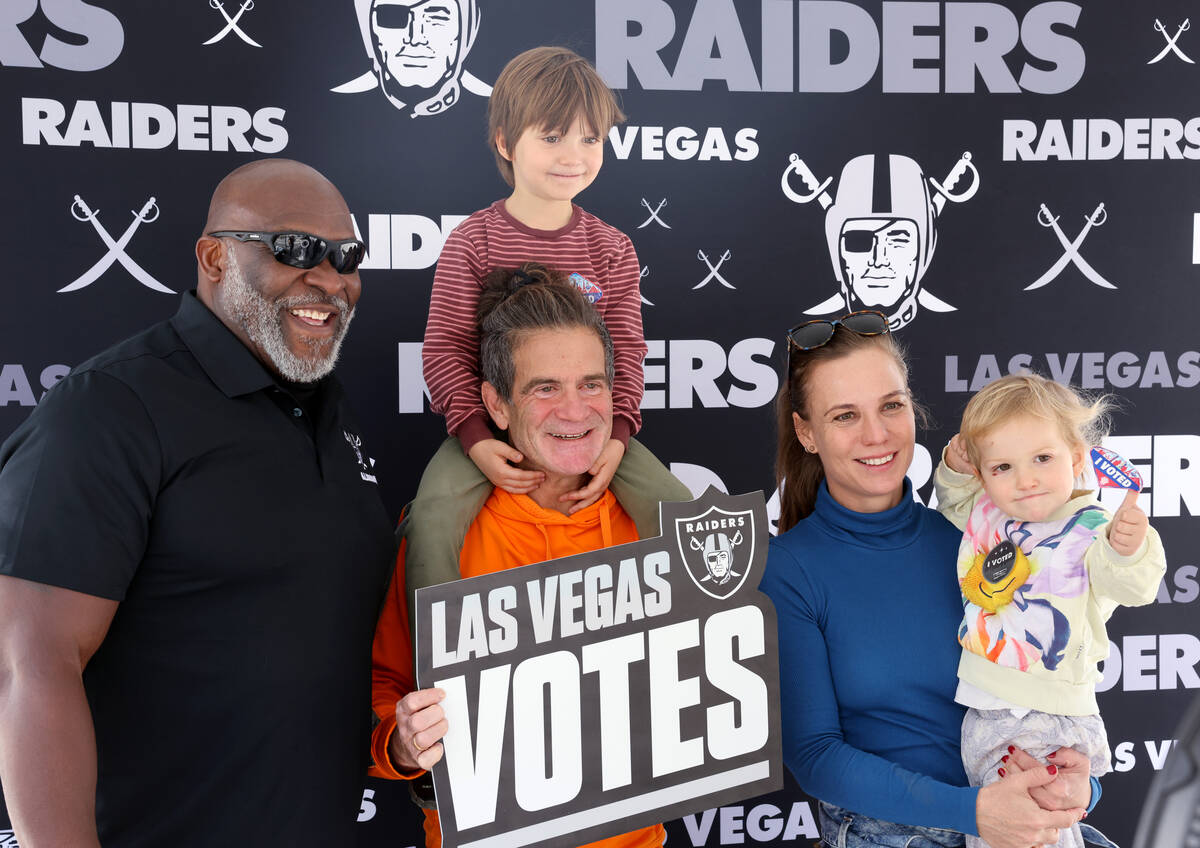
[786,310,890,351]
[208,230,366,275]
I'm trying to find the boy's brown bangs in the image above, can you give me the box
[526,64,621,136]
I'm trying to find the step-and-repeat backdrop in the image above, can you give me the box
[1,1,1196,845]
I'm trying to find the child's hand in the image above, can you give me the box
[560,439,625,514]
[1107,488,1149,556]
[468,438,544,494]
[945,433,976,475]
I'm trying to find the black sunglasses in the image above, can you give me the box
[786,310,890,351]
[208,230,366,275]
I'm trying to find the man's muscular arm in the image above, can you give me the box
[0,575,117,848]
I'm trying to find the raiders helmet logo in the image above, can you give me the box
[674,502,756,601]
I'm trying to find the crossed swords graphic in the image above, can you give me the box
[1148,18,1193,64]
[639,266,654,306]
[694,250,734,290]
[781,152,979,215]
[637,198,671,229]
[1026,203,1116,291]
[60,196,174,294]
[204,0,261,47]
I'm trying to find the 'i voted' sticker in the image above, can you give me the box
[982,540,1019,584]
[568,272,603,303]
[1091,446,1143,492]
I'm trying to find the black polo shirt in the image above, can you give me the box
[0,292,396,846]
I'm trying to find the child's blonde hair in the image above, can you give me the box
[487,46,625,187]
[960,373,1113,469]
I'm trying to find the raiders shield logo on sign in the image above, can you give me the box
[674,492,757,600]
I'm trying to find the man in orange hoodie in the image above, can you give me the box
[369,263,678,848]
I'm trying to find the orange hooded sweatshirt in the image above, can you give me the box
[370,488,665,848]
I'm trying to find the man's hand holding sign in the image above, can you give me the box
[390,685,448,773]
[367,265,781,848]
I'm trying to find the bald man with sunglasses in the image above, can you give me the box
[0,159,396,847]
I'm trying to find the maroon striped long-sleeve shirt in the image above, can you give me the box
[423,200,646,452]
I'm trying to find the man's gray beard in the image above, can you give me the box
[218,249,355,383]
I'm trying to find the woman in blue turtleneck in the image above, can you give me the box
[760,314,1108,848]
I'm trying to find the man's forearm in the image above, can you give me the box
[0,665,102,847]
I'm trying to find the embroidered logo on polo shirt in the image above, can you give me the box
[568,272,603,303]
[343,430,378,484]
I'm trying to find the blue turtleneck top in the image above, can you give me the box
[761,479,979,834]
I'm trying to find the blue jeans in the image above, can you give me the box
[818,803,965,848]
[817,802,1119,848]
